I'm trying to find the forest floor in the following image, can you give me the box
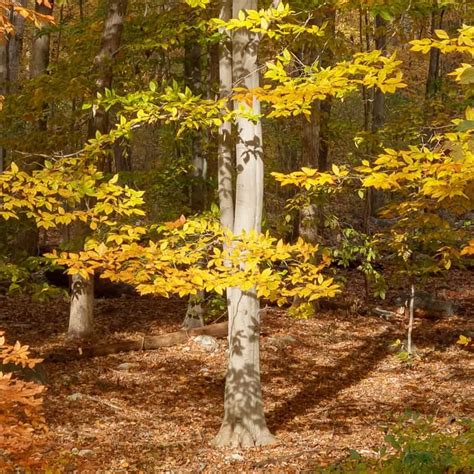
[1,270,473,472]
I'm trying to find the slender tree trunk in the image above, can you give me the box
[297,7,336,243]
[184,28,207,212]
[2,1,40,248]
[318,7,336,173]
[370,13,388,215]
[8,0,27,86]
[407,283,415,358]
[68,0,128,339]
[89,0,128,140]
[360,7,371,231]
[426,6,444,99]
[216,0,236,338]
[183,27,208,329]
[0,21,8,173]
[213,0,275,448]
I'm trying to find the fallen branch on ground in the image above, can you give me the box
[44,321,228,363]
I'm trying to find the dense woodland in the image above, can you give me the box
[0,0,473,471]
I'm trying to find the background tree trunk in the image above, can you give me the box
[30,0,53,81]
[183,27,208,329]
[68,0,128,339]
[68,274,94,339]
[425,4,444,99]
[370,12,388,215]
[213,0,275,448]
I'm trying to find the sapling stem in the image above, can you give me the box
[407,283,415,357]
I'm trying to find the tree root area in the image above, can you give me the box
[0,274,473,471]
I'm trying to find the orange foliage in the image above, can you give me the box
[0,331,47,467]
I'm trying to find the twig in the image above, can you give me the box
[253,446,321,468]
[407,284,415,357]
[84,394,123,411]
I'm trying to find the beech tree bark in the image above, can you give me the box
[184,27,207,212]
[183,23,207,329]
[68,274,94,339]
[30,0,53,80]
[217,0,234,231]
[213,0,275,448]
[69,0,128,339]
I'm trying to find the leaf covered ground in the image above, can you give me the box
[0,271,473,472]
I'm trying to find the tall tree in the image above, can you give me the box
[30,0,53,80]
[298,5,336,243]
[213,0,275,448]
[68,0,128,339]
[217,0,234,231]
[425,1,445,99]
[369,11,388,215]
[182,19,207,330]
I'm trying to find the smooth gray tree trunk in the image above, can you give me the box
[30,0,53,81]
[213,0,275,448]
[68,0,128,339]
[68,274,94,339]
[217,0,234,231]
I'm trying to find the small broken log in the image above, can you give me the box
[45,321,228,363]
[394,292,455,319]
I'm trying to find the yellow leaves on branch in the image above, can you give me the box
[272,165,349,190]
[410,25,474,56]
[0,158,145,231]
[359,131,474,204]
[209,3,325,40]
[237,50,406,118]
[52,218,340,306]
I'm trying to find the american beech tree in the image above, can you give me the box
[212,0,275,448]
[0,0,471,453]
[68,0,128,339]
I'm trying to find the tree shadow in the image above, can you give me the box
[266,326,396,432]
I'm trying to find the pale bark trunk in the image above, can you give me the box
[68,274,94,339]
[185,30,207,212]
[30,0,53,81]
[217,0,234,230]
[184,32,207,327]
[68,0,128,339]
[7,0,27,87]
[183,293,205,329]
[213,0,275,448]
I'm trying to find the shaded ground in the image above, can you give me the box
[0,271,473,472]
